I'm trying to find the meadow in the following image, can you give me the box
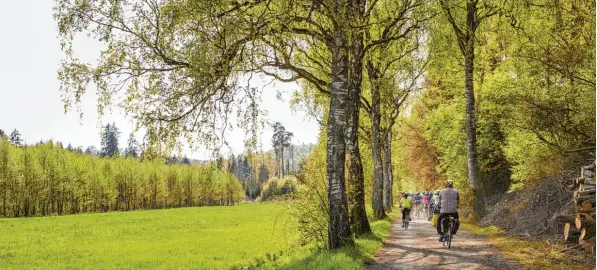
[0,202,392,270]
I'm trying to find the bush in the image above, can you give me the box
[289,139,329,248]
[259,176,297,201]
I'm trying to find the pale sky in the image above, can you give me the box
[0,1,320,159]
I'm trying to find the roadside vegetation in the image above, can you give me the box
[462,223,590,270]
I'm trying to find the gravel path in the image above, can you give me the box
[366,215,521,270]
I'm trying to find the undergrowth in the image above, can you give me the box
[462,223,592,270]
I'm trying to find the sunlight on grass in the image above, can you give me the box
[0,203,395,270]
[0,203,296,269]
[257,213,394,270]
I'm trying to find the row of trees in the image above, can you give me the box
[0,137,244,218]
[394,0,595,196]
[1,124,196,163]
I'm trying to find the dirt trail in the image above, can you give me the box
[366,215,520,270]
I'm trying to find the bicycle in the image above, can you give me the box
[414,203,422,219]
[422,204,429,219]
[442,216,456,249]
[401,208,410,229]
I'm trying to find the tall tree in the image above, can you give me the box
[9,129,22,147]
[325,0,354,248]
[84,146,97,156]
[54,0,355,249]
[229,155,238,175]
[100,123,120,157]
[363,0,428,217]
[124,133,139,158]
[344,0,371,235]
[258,164,269,183]
[182,156,191,165]
[439,0,502,218]
[0,129,5,138]
[288,144,295,173]
[271,122,293,177]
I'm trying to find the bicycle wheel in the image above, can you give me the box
[405,219,409,229]
[446,229,452,249]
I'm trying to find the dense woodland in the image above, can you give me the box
[51,0,595,252]
[0,125,247,218]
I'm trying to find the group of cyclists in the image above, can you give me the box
[399,179,460,242]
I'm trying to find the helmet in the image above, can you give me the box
[402,193,408,198]
[434,190,440,195]
[445,179,454,188]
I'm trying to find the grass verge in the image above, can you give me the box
[267,213,394,270]
[461,223,591,270]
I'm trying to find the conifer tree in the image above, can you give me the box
[100,123,120,157]
[9,129,22,147]
[124,133,139,158]
[258,164,269,183]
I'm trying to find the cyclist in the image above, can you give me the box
[399,193,412,225]
[437,180,460,242]
[413,192,422,217]
[422,192,430,219]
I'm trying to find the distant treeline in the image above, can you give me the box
[0,137,244,218]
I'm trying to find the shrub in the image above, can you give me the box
[259,176,297,201]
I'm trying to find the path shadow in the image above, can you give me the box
[366,218,520,270]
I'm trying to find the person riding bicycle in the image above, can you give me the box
[429,190,440,222]
[399,193,412,224]
[422,192,431,219]
[413,192,422,215]
[423,192,430,207]
[437,180,460,242]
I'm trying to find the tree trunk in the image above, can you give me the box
[383,132,393,212]
[326,13,354,248]
[464,0,485,218]
[281,147,285,177]
[367,60,386,220]
[345,5,371,234]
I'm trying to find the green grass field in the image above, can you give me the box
[0,202,392,270]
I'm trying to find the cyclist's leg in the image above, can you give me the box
[441,214,451,234]
[452,212,460,234]
[436,213,444,234]
[437,213,447,241]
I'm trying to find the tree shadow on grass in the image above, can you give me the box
[276,232,384,270]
